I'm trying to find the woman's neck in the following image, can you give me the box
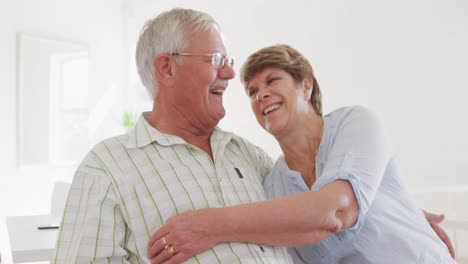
[277,113,323,187]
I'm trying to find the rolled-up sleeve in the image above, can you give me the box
[312,106,393,233]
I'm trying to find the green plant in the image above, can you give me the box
[123,112,138,130]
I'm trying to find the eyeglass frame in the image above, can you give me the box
[170,51,234,69]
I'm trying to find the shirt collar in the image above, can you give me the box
[125,112,232,149]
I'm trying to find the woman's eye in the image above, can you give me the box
[248,89,257,97]
[267,78,279,85]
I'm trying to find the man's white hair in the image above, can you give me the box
[135,8,220,99]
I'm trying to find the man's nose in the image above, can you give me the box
[218,63,235,80]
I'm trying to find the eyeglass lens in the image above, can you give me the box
[212,52,233,68]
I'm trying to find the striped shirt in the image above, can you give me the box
[54,112,293,263]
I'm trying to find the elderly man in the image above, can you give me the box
[55,7,453,264]
[54,8,292,263]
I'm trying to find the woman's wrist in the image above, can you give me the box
[184,207,230,245]
[205,207,233,244]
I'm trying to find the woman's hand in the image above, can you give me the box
[147,209,219,264]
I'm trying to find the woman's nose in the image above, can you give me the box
[256,89,270,101]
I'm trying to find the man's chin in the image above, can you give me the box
[211,109,225,125]
[215,112,225,123]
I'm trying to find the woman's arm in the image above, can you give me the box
[214,180,358,245]
[147,180,358,263]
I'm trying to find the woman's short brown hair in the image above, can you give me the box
[240,44,322,115]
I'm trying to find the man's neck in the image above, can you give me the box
[147,107,215,160]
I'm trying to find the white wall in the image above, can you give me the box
[1,0,466,216]
[124,0,468,191]
[0,0,466,261]
[0,0,125,215]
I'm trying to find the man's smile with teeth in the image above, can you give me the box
[263,103,282,115]
[210,89,225,95]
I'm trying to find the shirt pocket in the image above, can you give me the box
[219,166,267,206]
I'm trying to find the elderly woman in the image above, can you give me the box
[147,45,455,263]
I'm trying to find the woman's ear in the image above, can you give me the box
[302,78,313,100]
[154,54,173,85]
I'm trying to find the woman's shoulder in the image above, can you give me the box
[326,105,381,125]
[326,105,376,117]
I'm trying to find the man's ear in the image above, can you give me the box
[154,54,173,85]
[302,78,313,99]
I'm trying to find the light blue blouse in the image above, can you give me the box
[263,106,455,264]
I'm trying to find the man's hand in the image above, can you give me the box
[423,210,455,258]
[147,209,219,264]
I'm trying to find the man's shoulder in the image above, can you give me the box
[226,131,264,152]
[88,133,131,156]
[75,133,133,175]
[222,131,273,165]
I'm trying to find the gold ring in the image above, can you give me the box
[165,245,175,254]
[162,236,168,246]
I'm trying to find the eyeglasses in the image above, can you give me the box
[170,51,234,69]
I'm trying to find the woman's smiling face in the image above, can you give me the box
[246,67,312,136]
